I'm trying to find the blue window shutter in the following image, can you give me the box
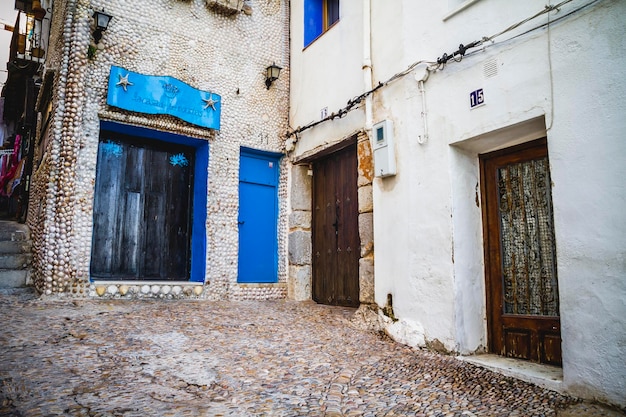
[304,0,323,47]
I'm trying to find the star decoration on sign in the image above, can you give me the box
[116,73,133,91]
[202,93,219,111]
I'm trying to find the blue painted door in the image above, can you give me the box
[238,149,281,283]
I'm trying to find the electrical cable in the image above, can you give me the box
[286,0,603,139]
[460,0,602,62]
[287,59,436,138]
[434,0,581,66]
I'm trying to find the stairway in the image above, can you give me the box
[0,220,32,288]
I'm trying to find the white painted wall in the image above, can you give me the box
[289,1,365,153]
[376,0,626,406]
[0,3,18,90]
[290,0,626,407]
[546,1,626,403]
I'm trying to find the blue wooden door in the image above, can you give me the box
[238,149,280,283]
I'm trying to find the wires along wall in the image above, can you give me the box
[286,0,602,139]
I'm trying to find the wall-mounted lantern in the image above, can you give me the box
[265,62,282,89]
[31,0,46,20]
[92,10,113,44]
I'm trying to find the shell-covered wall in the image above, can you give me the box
[27,0,290,299]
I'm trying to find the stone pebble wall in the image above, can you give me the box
[28,0,75,296]
[28,0,290,300]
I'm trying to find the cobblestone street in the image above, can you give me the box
[0,289,621,417]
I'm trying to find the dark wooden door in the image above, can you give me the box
[91,135,193,280]
[312,144,360,307]
[480,139,561,365]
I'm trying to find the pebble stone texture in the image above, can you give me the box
[3,290,624,417]
[26,0,290,300]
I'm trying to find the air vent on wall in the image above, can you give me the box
[483,58,498,78]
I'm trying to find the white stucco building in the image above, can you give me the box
[288,0,625,408]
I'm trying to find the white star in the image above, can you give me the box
[202,93,219,111]
[116,73,133,91]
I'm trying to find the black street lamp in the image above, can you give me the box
[92,10,113,44]
[265,62,282,89]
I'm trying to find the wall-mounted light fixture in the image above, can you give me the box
[31,0,46,20]
[265,62,282,89]
[92,10,113,44]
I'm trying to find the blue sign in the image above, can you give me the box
[469,88,485,109]
[106,65,221,130]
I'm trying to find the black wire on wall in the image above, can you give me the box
[286,0,602,140]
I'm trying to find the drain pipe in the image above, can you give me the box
[363,0,373,135]
[415,66,430,144]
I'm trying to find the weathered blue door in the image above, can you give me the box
[238,149,281,283]
[91,135,193,280]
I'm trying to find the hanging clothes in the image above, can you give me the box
[0,125,6,148]
[0,135,22,196]
[0,153,9,176]
[0,98,7,148]
[5,158,25,196]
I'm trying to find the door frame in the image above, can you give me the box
[310,140,360,307]
[290,133,374,305]
[480,137,561,364]
[95,121,208,282]
[237,147,282,283]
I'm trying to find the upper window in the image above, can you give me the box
[304,0,339,48]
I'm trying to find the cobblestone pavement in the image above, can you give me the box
[0,289,622,417]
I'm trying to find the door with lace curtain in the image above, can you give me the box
[480,139,561,366]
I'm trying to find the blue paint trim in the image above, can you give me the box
[98,121,208,283]
[239,146,284,162]
[238,148,282,283]
[100,140,123,157]
[169,153,189,167]
[304,0,324,47]
[106,66,221,130]
[239,147,281,187]
[191,143,208,283]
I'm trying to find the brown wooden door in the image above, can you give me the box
[312,144,360,307]
[90,135,193,280]
[480,139,562,366]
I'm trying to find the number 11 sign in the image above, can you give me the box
[470,88,485,109]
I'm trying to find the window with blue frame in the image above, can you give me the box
[304,0,339,47]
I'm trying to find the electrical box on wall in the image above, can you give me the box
[372,119,397,178]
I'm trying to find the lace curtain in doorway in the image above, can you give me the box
[497,157,560,317]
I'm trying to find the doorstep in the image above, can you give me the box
[92,281,203,286]
[89,281,206,298]
[236,282,287,288]
[457,354,563,393]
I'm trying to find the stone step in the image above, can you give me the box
[0,253,32,270]
[0,221,30,241]
[0,240,32,254]
[0,269,30,288]
[0,287,37,296]
[0,221,33,289]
